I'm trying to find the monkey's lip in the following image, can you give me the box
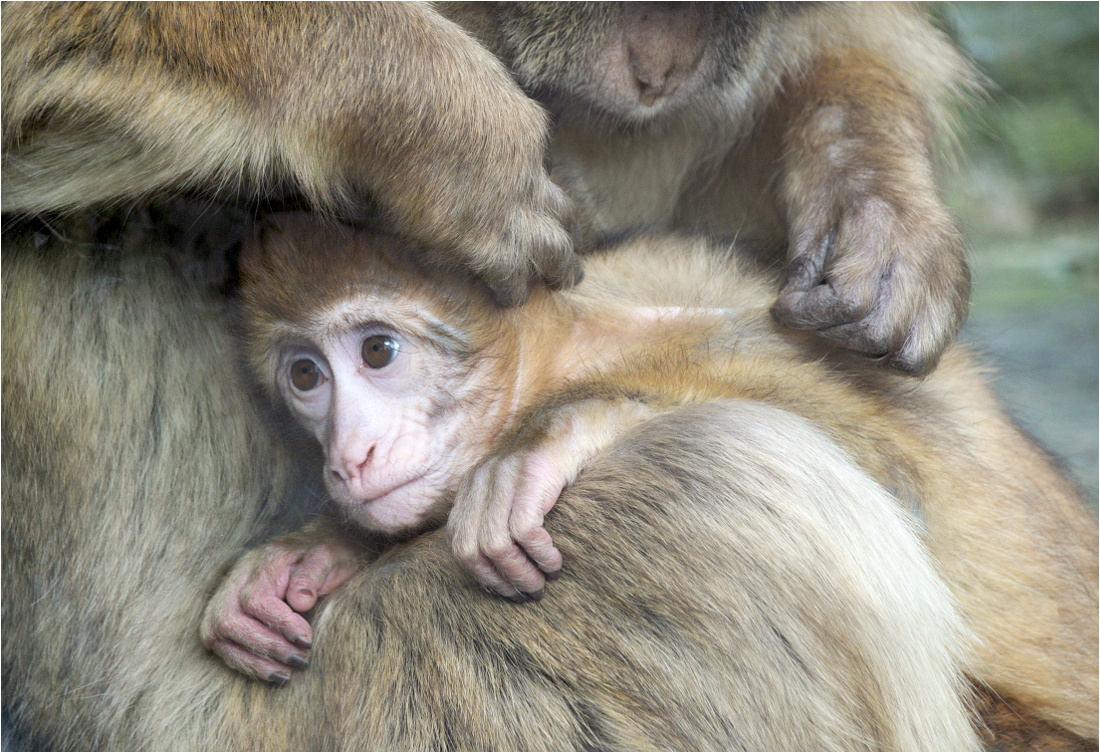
[357,477,419,506]
[329,467,423,505]
[344,476,436,532]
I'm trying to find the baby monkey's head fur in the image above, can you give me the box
[240,212,502,397]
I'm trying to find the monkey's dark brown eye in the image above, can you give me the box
[290,359,322,391]
[362,335,399,369]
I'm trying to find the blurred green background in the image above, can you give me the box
[937,2,1097,506]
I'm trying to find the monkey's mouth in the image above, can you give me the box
[341,477,437,533]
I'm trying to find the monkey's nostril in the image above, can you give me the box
[635,79,668,107]
[331,446,378,486]
[353,446,376,482]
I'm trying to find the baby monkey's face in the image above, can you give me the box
[240,214,513,535]
[271,289,509,535]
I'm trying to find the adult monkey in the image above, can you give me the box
[1,1,583,746]
[438,2,982,374]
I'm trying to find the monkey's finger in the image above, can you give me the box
[542,255,586,292]
[457,544,523,600]
[869,268,956,376]
[212,606,310,668]
[772,280,874,332]
[534,219,584,292]
[472,516,540,596]
[509,467,565,576]
[451,506,522,600]
[780,241,829,293]
[210,637,296,685]
[241,588,315,652]
[814,318,893,357]
[531,181,584,292]
[472,461,549,595]
[887,318,939,376]
[468,552,525,602]
[286,547,356,614]
[811,279,900,358]
[483,266,532,308]
[885,338,926,376]
[286,573,322,614]
[823,311,932,375]
[515,525,561,579]
[483,538,546,597]
[779,215,885,328]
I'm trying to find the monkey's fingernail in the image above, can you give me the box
[545,569,562,581]
[293,636,312,650]
[526,589,544,602]
[268,672,290,686]
[507,592,529,604]
[297,587,314,599]
[286,655,310,670]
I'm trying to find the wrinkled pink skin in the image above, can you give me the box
[199,535,360,683]
[283,324,472,533]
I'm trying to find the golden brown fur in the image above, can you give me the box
[5,224,979,750]
[571,242,1099,742]
[438,2,981,373]
[974,687,1100,752]
[2,1,578,303]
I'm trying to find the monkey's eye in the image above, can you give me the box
[361,334,399,369]
[289,358,323,391]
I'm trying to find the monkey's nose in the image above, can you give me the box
[623,2,706,107]
[627,42,684,106]
[633,70,674,107]
[330,445,376,485]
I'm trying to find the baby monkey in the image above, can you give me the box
[208,212,779,677]
[205,214,1096,751]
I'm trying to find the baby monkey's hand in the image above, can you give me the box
[200,520,362,684]
[449,399,656,600]
[449,448,568,601]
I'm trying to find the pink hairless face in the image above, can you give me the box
[239,214,517,535]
